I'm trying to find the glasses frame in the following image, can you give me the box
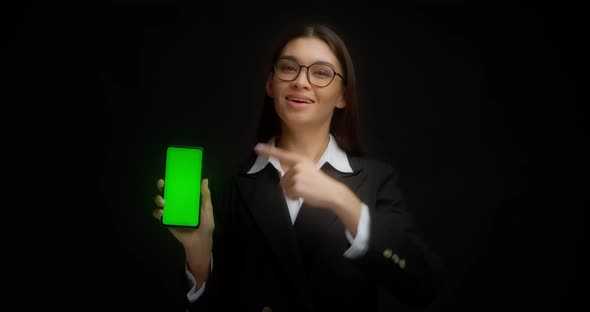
[273,56,346,88]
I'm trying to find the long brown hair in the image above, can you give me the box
[255,24,364,157]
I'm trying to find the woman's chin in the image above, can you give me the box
[284,117,309,127]
[279,109,311,123]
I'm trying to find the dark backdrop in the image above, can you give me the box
[7,1,586,311]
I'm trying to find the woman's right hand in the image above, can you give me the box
[152,178,215,249]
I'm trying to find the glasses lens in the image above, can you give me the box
[275,59,300,81]
[308,64,335,87]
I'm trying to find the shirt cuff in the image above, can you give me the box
[343,202,371,259]
[185,254,214,303]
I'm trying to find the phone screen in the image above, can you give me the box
[162,146,203,228]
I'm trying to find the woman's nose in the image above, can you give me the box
[291,67,311,89]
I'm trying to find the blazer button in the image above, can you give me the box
[262,307,272,312]
[392,253,400,264]
[399,259,406,269]
[383,249,393,259]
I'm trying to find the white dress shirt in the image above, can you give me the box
[185,134,371,303]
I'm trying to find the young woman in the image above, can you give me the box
[153,24,446,312]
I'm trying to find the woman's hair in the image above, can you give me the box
[255,24,364,157]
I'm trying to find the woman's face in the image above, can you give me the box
[266,37,346,130]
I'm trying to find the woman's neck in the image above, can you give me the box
[276,123,330,165]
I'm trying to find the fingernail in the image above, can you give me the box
[254,143,264,152]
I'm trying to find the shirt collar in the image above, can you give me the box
[247,133,353,174]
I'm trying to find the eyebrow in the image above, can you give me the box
[280,55,337,69]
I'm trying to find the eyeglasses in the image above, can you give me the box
[273,57,346,88]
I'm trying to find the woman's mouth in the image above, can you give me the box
[285,95,314,110]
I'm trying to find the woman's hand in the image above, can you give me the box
[254,143,363,236]
[152,178,214,287]
[152,179,215,249]
[254,143,351,211]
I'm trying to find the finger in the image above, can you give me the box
[156,179,164,192]
[152,208,163,221]
[280,162,302,184]
[280,170,297,189]
[201,179,215,231]
[201,179,211,203]
[201,179,212,215]
[254,143,303,167]
[280,177,296,192]
[284,185,300,200]
[153,194,166,207]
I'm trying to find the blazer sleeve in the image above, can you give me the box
[185,176,239,311]
[350,162,447,308]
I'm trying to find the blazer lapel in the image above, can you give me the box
[236,163,313,310]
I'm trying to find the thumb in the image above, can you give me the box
[202,178,210,199]
[201,179,212,212]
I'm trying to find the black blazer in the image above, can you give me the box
[186,152,446,312]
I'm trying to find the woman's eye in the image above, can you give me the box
[279,64,297,72]
[313,70,330,77]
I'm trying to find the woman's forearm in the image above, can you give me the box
[185,236,213,289]
[331,182,362,237]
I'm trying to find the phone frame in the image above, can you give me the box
[160,144,203,229]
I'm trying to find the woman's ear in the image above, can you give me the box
[335,92,347,109]
[265,73,274,98]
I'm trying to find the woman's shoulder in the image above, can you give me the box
[235,150,259,174]
[348,155,405,189]
[348,155,399,175]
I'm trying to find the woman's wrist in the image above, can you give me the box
[184,236,213,269]
[330,182,359,214]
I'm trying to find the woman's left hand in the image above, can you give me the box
[254,143,347,210]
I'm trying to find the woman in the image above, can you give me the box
[153,24,446,311]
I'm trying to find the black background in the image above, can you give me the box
[7,1,586,310]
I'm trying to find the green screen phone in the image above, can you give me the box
[161,145,203,228]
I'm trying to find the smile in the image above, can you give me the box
[285,96,314,104]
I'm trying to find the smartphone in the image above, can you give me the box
[161,145,203,228]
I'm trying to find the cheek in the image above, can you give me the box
[317,90,341,108]
[272,82,287,99]
[272,85,284,106]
